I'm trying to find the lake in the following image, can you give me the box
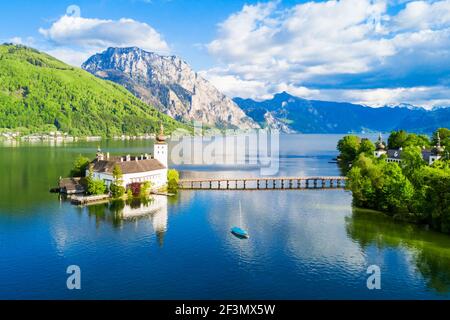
[1,134,449,299]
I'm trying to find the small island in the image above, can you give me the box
[338,128,450,234]
[57,123,179,204]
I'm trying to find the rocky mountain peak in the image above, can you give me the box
[82,47,259,129]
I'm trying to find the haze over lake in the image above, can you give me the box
[1,134,449,299]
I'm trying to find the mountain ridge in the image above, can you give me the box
[82,47,259,130]
[0,44,188,136]
[234,92,450,133]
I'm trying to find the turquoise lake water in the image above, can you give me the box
[0,134,449,299]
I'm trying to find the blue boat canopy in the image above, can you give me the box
[231,227,249,238]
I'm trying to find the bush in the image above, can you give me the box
[70,155,90,177]
[140,181,151,197]
[110,164,125,198]
[129,183,141,197]
[167,169,180,193]
[110,184,125,198]
[87,178,106,195]
[85,166,106,195]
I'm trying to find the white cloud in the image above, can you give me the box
[205,0,450,106]
[39,15,169,53]
[201,68,321,101]
[317,86,450,109]
[8,36,35,46]
[393,0,450,31]
[43,47,97,68]
[208,0,393,82]
[37,13,169,66]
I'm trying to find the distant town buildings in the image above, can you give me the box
[374,133,445,165]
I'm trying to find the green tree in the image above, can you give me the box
[401,146,426,180]
[379,163,414,214]
[70,155,90,177]
[388,130,409,149]
[140,181,151,197]
[167,169,180,193]
[126,189,133,200]
[86,166,106,195]
[405,134,430,149]
[358,138,375,156]
[337,135,361,162]
[110,164,125,198]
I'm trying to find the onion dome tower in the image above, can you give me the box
[96,145,104,161]
[156,122,166,144]
[375,133,386,151]
[374,133,387,158]
[433,132,445,155]
[154,123,168,168]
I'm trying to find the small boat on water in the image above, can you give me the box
[231,201,249,239]
[231,227,249,239]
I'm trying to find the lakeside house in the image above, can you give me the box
[373,133,445,165]
[87,124,168,190]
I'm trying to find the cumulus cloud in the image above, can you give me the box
[39,15,169,53]
[36,11,169,66]
[205,0,450,106]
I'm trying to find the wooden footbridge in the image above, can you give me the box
[179,176,348,190]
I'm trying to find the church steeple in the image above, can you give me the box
[156,122,166,144]
[433,132,445,155]
[96,145,104,161]
[154,122,168,168]
[375,133,386,151]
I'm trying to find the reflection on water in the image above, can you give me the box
[1,135,450,299]
[85,196,168,247]
[346,208,450,294]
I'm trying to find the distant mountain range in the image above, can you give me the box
[82,47,258,130]
[234,92,450,133]
[1,44,448,136]
[0,44,186,136]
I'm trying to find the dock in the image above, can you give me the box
[179,176,348,190]
[70,194,110,205]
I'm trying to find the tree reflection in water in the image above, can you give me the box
[346,208,450,294]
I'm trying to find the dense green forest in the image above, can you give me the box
[0,44,189,136]
[338,128,450,234]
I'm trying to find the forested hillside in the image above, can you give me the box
[0,44,188,136]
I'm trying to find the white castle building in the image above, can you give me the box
[87,124,168,190]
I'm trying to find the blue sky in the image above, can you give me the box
[1,0,450,108]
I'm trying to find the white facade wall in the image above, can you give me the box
[429,155,441,165]
[154,143,168,168]
[90,168,168,190]
[374,150,387,158]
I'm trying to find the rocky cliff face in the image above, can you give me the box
[82,47,258,129]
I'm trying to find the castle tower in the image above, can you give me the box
[96,146,104,161]
[154,123,168,168]
[374,133,387,158]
